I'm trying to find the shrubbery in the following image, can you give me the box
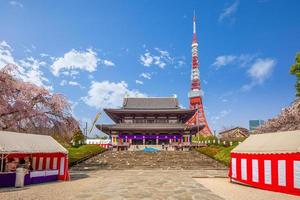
[195,144,238,166]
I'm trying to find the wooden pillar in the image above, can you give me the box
[143,136,145,145]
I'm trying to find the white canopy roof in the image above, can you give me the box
[232,130,300,154]
[0,131,68,154]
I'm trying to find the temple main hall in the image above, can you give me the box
[97,97,204,150]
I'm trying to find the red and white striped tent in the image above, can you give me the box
[0,131,69,183]
[230,130,300,196]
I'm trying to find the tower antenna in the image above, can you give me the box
[187,12,212,136]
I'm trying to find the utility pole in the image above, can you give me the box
[85,122,88,137]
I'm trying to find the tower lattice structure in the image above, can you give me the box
[187,13,212,136]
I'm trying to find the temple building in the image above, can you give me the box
[97,97,203,150]
[96,13,211,150]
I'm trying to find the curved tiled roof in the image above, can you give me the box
[122,97,179,109]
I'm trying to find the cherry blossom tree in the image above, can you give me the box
[255,98,300,133]
[0,64,79,138]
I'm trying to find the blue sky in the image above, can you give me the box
[0,0,299,136]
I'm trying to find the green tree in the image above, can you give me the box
[72,128,85,147]
[290,53,300,97]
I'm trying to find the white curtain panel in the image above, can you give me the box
[241,159,247,180]
[46,157,50,170]
[294,161,300,189]
[30,170,46,178]
[264,160,272,184]
[38,157,43,170]
[45,170,59,176]
[32,157,36,170]
[278,160,286,186]
[252,159,259,182]
[59,157,65,175]
[231,158,237,178]
[52,157,58,169]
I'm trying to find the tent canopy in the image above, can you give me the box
[232,130,300,154]
[0,131,68,154]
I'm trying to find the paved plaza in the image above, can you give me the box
[0,151,298,199]
[0,169,228,200]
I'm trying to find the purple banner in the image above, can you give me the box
[0,172,57,187]
[0,173,15,187]
[119,135,182,140]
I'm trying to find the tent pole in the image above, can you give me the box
[1,154,3,172]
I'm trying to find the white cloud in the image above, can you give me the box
[212,54,256,69]
[140,72,151,80]
[102,59,115,67]
[135,80,143,85]
[18,57,52,90]
[82,81,146,109]
[219,0,239,23]
[9,1,23,8]
[40,53,49,57]
[88,74,94,80]
[212,55,237,69]
[61,70,80,79]
[60,80,67,86]
[242,58,276,91]
[68,81,81,86]
[0,41,15,68]
[211,109,232,124]
[140,52,153,67]
[60,80,84,88]
[51,49,99,76]
[178,60,185,66]
[0,41,51,90]
[139,48,174,69]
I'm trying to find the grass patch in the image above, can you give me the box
[214,145,236,166]
[68,145,105,166]
[195,144,237,166]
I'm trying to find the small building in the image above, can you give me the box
[86,138,111,148]
[97,97,203,151]
[229,130,300,196]
[0,131,69,187]
[249,120,264,132]
[218,127,249,141]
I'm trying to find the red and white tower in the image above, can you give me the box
[187,13,212,136]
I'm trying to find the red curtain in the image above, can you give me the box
[230,152,300,196]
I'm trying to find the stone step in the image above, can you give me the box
[71,150,227,171]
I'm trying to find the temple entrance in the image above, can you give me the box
[158,139,169,145]
[145,139,156,145]
[132,139,143,145]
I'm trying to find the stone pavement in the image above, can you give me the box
[0,170,228,200]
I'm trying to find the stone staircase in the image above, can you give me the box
[71,150,227,171]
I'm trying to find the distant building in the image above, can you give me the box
[86,138,111,148]
[218,127,250,141]
[249,120,264,131]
